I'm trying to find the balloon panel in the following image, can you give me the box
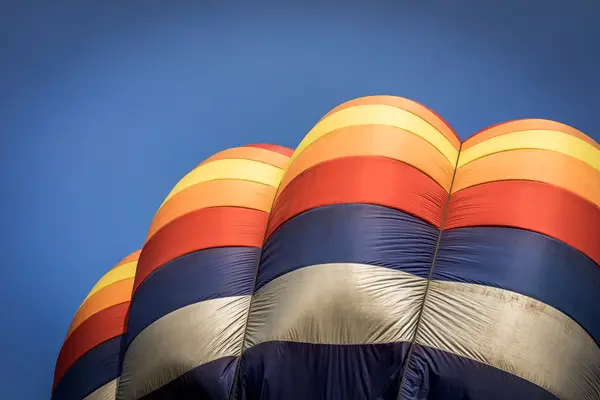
[52,251,140,400]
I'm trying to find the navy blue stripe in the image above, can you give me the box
[257,204,439,291]
[126,247,259,347]
[52,336,121,400]
[140,356,238,400]
[400,344,558,400]
[237,342,410,400]
[435,227,600,344]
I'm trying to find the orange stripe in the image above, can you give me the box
[446,180,600,266]
[146,180,277,242]
[462,119,600,151]
[110,250,141,271]
[277,124,455,199]
[268,156,447,238]
[134,207,268,293]
[54,303,129,388]
[66,278,134,339]
[321,95,461,149]
[243,143,294,157]
[453,149,600,207]
[197,146,291,169]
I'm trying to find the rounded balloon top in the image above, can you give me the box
[52,250,141,400]
[117,144,294,399]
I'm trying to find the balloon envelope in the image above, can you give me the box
[53,97,600,400]
[52,250,140,400]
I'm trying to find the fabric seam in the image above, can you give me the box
[395,142,462,400]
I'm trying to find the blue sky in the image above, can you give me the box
[1,1,599,398]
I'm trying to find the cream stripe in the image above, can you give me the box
[117,296,250,400]
[245,263,599,399]
[244,263,425,349]
[291,105,459,166]
[419,280,600,400]
[84,378,118,400]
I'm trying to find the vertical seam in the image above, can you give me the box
[396,142,462,400]
[228,174,288,400]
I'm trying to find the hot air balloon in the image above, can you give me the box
[54,96,600,400]
[116,144,294,399]
[52,251,141,400]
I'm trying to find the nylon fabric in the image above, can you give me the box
[259,204,439,291]
[126,247,258,347]
[245,263,423,349]
[140,357,238,400]
[158,159,283,209]
[67,278,133,339]
[290,104,459,166]
[133,207,268,292]
[52,337,121,400]
[435,227,600,343]
[400,345,558,400]
[53,250,140,399]
[275,124,455,197]
[54,303,129,388]
[267,157,448,238]
[243,143,295,157]
[197,146,291,169]
[117,296,250,400]
[452,148,600,207]
[146,180,277,241]
[239,342,410,400]
[461,118,600,151]
[413,280,600,400]
[111,250,142,270]
[458,129,600,170]
[320,95,461,148]
[84,379,118,400]
[79,261,136,308]
[445,180,600,265]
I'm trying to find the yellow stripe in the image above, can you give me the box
[78,261,137,309]
[158,159,284,210]
[290,104,459,166]
[458,129,600,171]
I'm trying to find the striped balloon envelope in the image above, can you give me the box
[234,96,599,400]
[116,144,294,399]
[53,96,600,400]
[52,250,140,400]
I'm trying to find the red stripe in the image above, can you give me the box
[243,143,294,157]
[267,156,447,238]
[445,180,600,266]
[53,303,129,388]
[134,207,269,292]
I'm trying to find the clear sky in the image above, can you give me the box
[1,1,599,398]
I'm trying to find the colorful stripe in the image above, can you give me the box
[52,251,140,400]
[452,148,600,207]
[462,118,600,152]
[275,124,455,197]
[53,338,121,400]
[320,95,462,150]
[117,145,292,399]
[290,102,460,167]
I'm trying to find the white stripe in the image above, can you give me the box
[245,263,425,348]
[419,280,600,400]
[117,295,250,400]
[84,378,117,400]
